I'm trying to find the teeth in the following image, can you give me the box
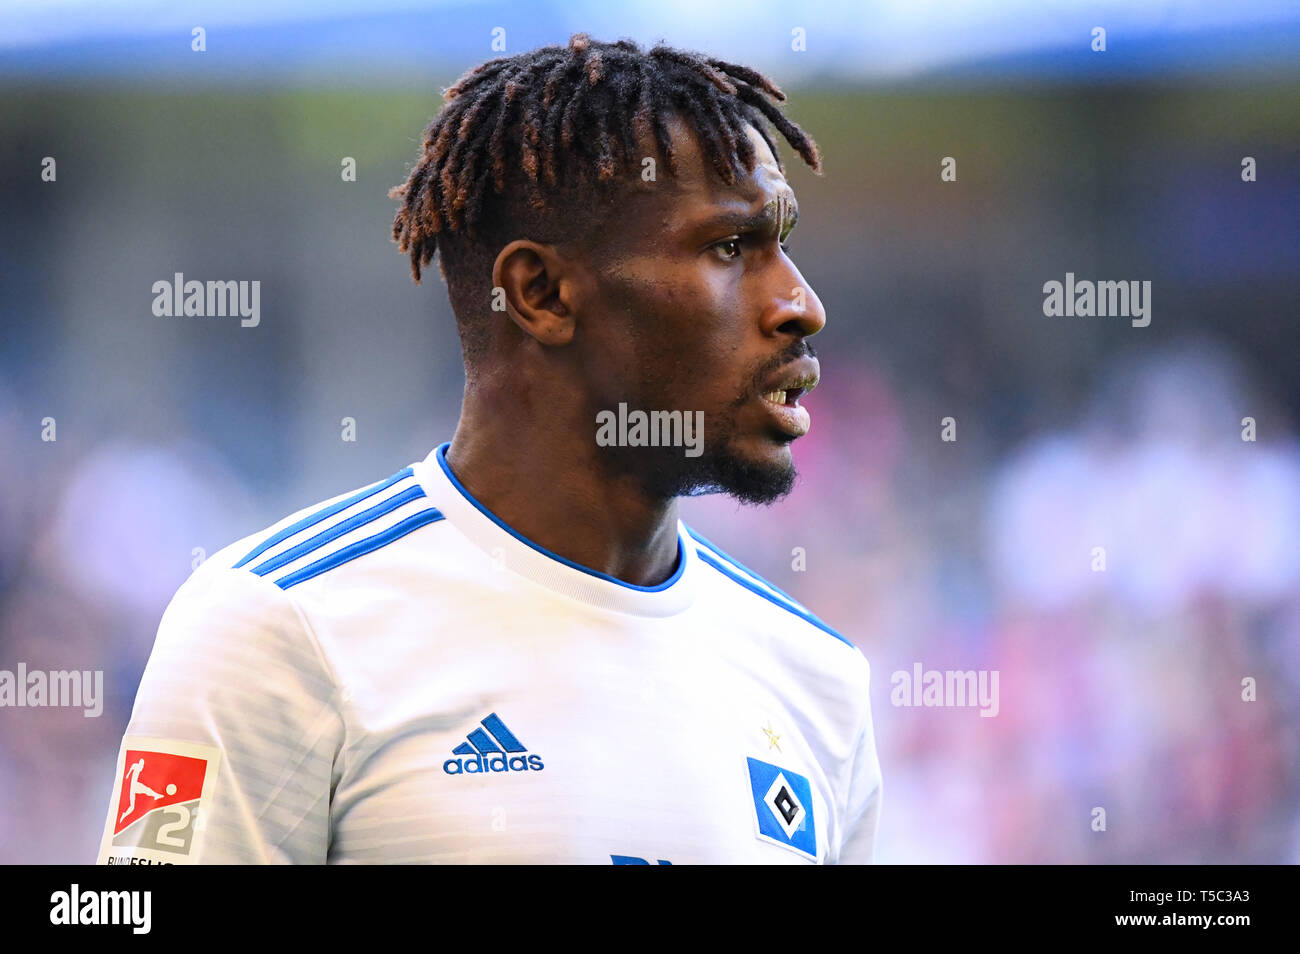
[762,390,787,405]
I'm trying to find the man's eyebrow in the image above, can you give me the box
[696,197,799,236]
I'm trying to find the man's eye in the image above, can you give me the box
[711,238,745,261]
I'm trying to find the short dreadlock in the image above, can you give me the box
[390,33,821,366]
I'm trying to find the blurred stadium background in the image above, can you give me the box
[1,1,1298,863]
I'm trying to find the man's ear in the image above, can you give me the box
[492,240,578,347]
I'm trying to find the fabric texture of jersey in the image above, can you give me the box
[99,442,882,864]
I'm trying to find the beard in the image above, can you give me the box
[596,413,797,505]
[594,341,814,506]
[676,448,797,504]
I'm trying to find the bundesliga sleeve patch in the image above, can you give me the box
[97,737,221,865]
[746,757,818,861]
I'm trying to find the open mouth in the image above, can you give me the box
[755,357,819,438]
[760,384,808,407]
[759,371,817,407]
[757,372,817,437]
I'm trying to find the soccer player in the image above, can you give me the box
[98,34,882,865]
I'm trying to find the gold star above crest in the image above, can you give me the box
[761,721,781,752]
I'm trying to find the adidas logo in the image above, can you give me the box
[443,712,544,775]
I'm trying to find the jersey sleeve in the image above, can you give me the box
[97,565,345,865]
[833,653,883,864]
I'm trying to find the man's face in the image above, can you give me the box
[576,117,827,504]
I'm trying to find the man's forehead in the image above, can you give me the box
[634,115,796,219]
[662,115,787,189]
[742,123,783,180]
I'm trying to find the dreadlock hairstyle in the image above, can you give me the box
[389,33,821,366]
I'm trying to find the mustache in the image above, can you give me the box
[732,340,818,405]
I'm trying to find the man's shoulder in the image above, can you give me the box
[684,525,867,668]
[201,461,451,597]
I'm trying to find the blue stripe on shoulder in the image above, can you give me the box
[250,485,426,577]
[274,508,445,590]
[686,527,803,605]
[233,467,415,569]
[690,535,854,649]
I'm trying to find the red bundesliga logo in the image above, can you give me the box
[113,749,209,835]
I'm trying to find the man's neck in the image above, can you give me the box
[444,393,682,588]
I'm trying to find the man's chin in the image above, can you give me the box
[676,441,798,505]
[598,432,799,505]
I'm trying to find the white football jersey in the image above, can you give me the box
[97,442,882,865]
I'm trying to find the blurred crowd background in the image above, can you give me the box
[1,1,1297,863]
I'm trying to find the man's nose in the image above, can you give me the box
[763,269,826,339]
